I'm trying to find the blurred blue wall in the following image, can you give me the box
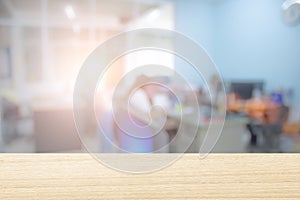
[175,0,300,102]
[174,0,215,86]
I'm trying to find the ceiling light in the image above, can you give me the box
[282,0,300,10]
[147,9,161,21]
[65,5,76,20]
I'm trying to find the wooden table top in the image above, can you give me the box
[1,154,300,199]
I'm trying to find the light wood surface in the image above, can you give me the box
[1,154,300,199]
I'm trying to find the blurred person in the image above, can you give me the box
[201,74,223,108]
[283,105,300,136]
[0,90,20,144]
[199,74,224,120]
[96,88,116,153]
[100,75,171,153]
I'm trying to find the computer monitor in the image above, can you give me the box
[229,81,264,100]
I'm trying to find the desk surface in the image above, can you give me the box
[1,154,300,199]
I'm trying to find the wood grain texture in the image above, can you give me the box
[1,154,300,199]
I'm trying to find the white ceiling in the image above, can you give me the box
[0,0,162,25]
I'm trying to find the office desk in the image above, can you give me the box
[32,105,81,153]
[1,154,299,199]
[168,114,247,153]
[126,104,247,153]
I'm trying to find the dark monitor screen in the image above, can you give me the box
[230,81,264,100]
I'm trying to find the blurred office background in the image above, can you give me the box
[0,0,300,153]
